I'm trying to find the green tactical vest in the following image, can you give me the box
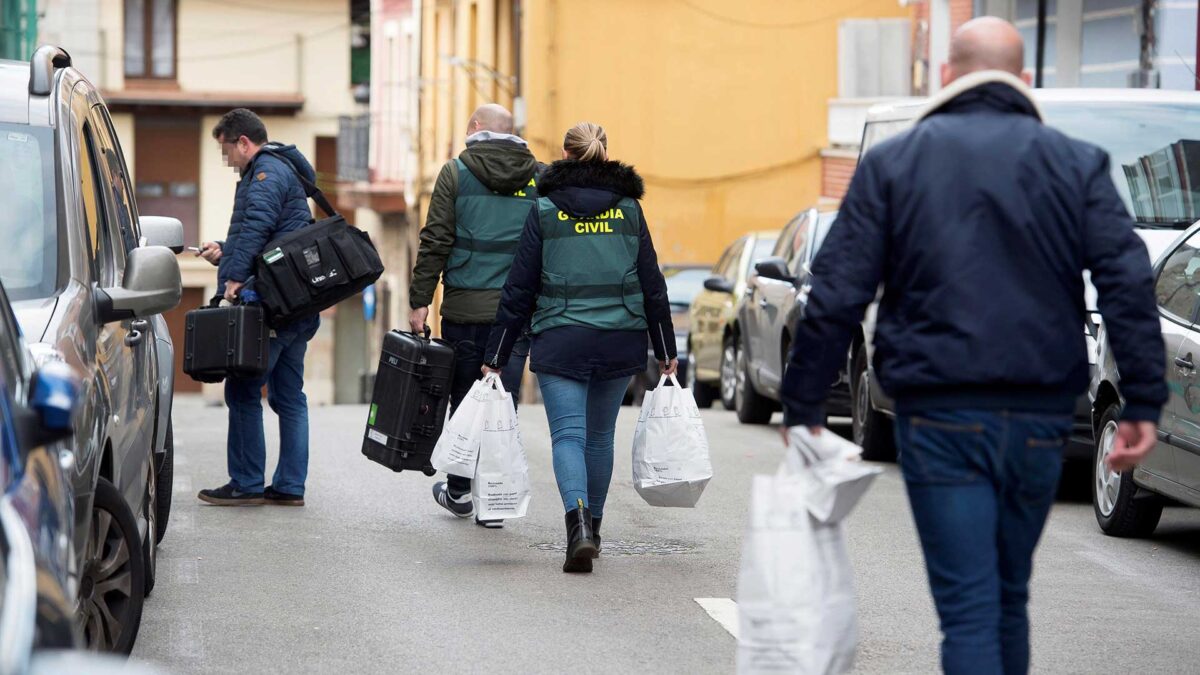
[531,196,648,334]
[443,158,539,290]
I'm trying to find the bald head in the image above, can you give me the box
[467,104,515,136]
[944,17,1027,85]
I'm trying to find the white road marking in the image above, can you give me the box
[695,597,739,639]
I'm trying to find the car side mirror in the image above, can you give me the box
[95,246,182,323]
[139,216,185,253]
[703,276,735,294]
[754,257,796,284]
[17,360,79,451]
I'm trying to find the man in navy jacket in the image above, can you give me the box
[196,109,321,508]
[780,18,1166,674]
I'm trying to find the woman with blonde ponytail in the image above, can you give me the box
[483,122,677,573]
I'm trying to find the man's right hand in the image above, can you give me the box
[196,241,222,266]
[1107,420,1157,472]
[409,306,429,334]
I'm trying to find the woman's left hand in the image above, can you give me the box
[481,364,502,377]
[659,358,679,376]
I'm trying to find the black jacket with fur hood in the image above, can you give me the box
[484,159,677,380]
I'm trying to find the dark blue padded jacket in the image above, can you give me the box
[217,143,316,290]
[781,73,1167,426]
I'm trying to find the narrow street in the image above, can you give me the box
[133,397,1200,674]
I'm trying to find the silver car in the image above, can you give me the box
[1092,223,1200,537]
[0,47,182,652]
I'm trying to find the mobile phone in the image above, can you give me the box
[186,246,202,253]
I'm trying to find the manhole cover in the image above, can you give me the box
[531,540,696,556]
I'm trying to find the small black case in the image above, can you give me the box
[183,296,270,384]
[362,329,456,475]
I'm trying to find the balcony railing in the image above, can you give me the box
[338,114,370,183]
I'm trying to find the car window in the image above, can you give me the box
[0,289,25,403]
[772,213,812,263]
[720,239,746,281]
[664,267,711,308]
[91,107,141,252]
[750,236,776,265]
[1154,232,1200,323]
[862,119,915,155]
[85,121,128,283]
[0,124,58,302]
[80,122,117,288]
[783,214,811,273]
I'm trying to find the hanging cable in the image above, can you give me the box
[676,0,875,30]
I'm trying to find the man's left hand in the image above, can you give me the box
[224,280,244,303]
[779,425,825,446]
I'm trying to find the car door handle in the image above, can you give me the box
[1176,354,1195,370]
[130,319,149,332]
[125,329,145,348]
[758,298,769,308]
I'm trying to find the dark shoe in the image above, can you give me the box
[264,486,305,506]
[475,516,504,529]
[563,500,597,573]
[591,516,602,559]
[197,484,264,506]
[432,481,474,518]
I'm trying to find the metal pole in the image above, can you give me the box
[1035,0,1047,87]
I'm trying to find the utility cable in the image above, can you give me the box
[676,0,876,30]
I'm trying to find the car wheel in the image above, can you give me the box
[1093,404,1163,538]
[686,346,715,409]
[142,454,158,597]
[851,344,896,462]
[720,338,738,410]
[81,477,145,654]
[734,337,774,425]
[154,421,173,544]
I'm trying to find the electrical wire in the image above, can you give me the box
[190,0,343,15]
[637,148,821,187]
[676,0,876,30]
[68,21,349,62]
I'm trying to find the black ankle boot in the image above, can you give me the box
[591,516,602,559]
[563,500,597,573]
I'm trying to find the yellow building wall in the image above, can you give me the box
[521,0,910,264]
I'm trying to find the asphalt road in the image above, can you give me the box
[132,397,1200,674]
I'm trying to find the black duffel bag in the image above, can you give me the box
[254,149,384,327]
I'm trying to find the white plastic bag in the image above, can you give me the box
[471,374,531,521]
[736,430,881,675]
[631,374,713,508]
[430,378,491,478]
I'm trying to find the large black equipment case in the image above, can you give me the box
[254,148,384,328]
[183,297,270,384]
[362,329,456,475]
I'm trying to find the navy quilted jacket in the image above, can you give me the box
[218,143,317,289]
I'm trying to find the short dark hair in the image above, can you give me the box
[212,108,268,144]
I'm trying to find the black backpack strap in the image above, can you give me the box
[258,146,339,218]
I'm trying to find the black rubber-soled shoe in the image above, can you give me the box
[563,500,597,573]
[198,483,264,506]
[264,486,305,506]
[432,481,474,518]
[591,516,602,559]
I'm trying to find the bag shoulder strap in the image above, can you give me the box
[259,146,339,218]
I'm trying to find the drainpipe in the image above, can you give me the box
[1034,0,1047,87]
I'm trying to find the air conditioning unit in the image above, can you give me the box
[838,19,913,98]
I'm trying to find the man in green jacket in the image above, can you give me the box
[410,104,538,528]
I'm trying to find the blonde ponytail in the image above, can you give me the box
[563,122,608,162]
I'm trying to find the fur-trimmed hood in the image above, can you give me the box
[538,159,645,200]
[918,70,1042,122]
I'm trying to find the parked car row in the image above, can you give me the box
[687,86,1200,539]
[1,47,183,665]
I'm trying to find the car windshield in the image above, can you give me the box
[664,267,710,308]
[750,237,776,263]
[0,124,57,301]
[1041,102,1200,226]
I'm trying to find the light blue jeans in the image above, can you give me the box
[538,373,631,516]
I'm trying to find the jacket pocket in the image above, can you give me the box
[534,270,568,324]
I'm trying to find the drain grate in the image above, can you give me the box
[531,540,696,556]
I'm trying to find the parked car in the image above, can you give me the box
[0,47,183,652]
[686,230,777,409]
[847,88,1200,461]
[733,209,840,424]
[627,265,710,404]
[1090,223,1200,537]
[0,278,82,664]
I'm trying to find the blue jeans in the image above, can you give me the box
[895,409,1070,675]
[538,373,631,516]
[441,320,529,497]
[225,316,320,496]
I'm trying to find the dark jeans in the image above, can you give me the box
[441,320,529,497]
[895,409,1070,675]
[225,315,321,496]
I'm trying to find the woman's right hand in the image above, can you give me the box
[659,358,678,377]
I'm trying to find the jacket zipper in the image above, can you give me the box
[491,328,508,366]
